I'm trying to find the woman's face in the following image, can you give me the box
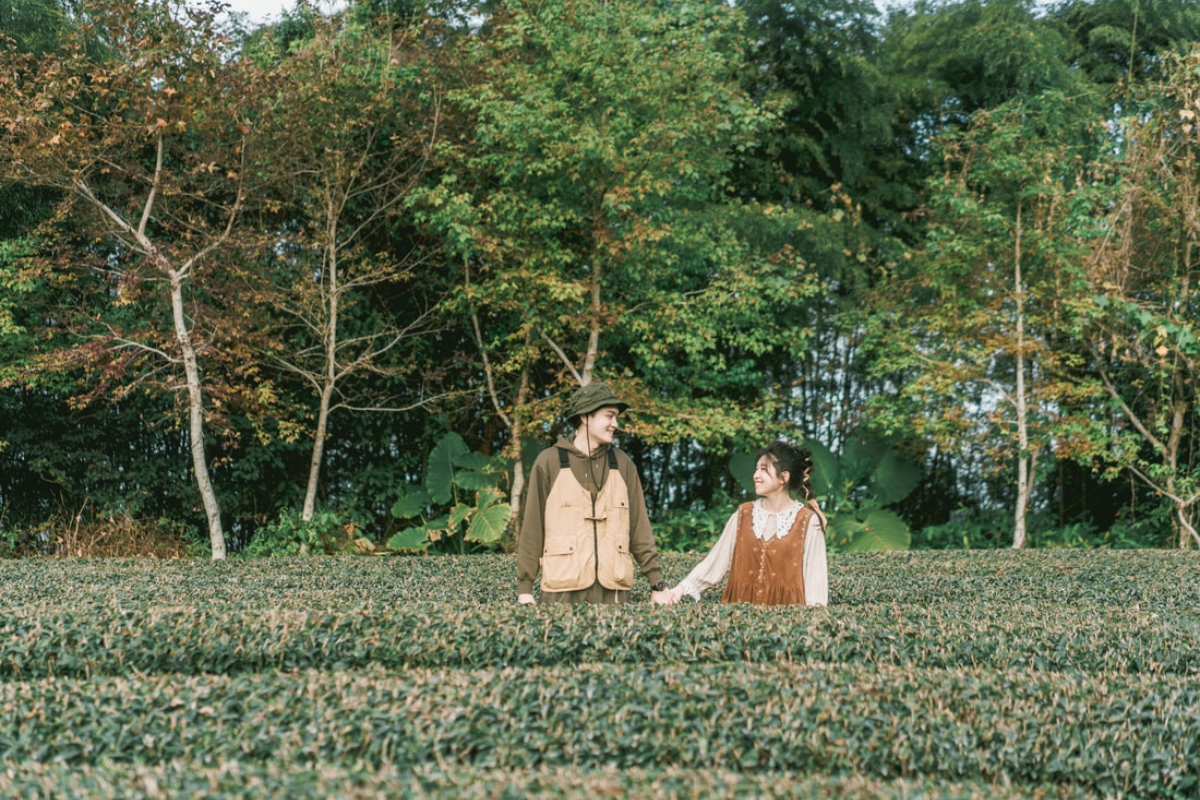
[753,456,789,497]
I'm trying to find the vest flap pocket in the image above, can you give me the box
[543,540,577,556]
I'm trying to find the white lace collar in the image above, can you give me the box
[751,498,803,541]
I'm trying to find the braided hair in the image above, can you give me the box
[754,441,815,501]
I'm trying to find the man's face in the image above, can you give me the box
[583,407,621,445]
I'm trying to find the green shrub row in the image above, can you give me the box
[0,663,1196,797]
[0,761,1095,800]
[0,550,1197,610]
[1,601,1195,681]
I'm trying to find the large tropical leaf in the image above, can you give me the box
[448,503,473,528]
[455,465,498,492]
[422,514,452,543]
[466,503,512,544]
[386,526,430,552]
[426,433,469,504]
[842,437,885,485]
[872,450,920,506]
[804,438,839,498]
[391,486,431,519]
[456,450,512,492]
[453,451,491,471]
[841,508,911,552]
[476,485,505,510]
[728,450,756,495]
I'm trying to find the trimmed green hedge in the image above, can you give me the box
[0,663,1196,797]
[2,550,1196,798]
[1,550,1196,611]
[0,762,1096,799]
[0,601,1196,681]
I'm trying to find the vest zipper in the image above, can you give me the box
[591,448,603,586]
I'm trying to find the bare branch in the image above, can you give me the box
[176,133,247,280]
[137,134,164,239]
[108,336,177,363]
[1095,359,1166,455]
[335,389,465,414]
[537,325,583,385]
[465,255,513,429]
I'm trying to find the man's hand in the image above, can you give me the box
[650,589,677,605]
[517,593,536,605]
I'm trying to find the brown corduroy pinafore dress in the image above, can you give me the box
[720,501,811,606]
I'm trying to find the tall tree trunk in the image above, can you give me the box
[1013,200,1031,549]
[581,265,601,388]
[302,382,335,522]
[170,268,226,560]
[467,256,533,544]
[507,350,533,540]
[76,145,233,560]
[302,214,340,522]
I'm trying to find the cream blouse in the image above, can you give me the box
[675,498,828,606]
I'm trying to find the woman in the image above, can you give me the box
[667,441,828,606]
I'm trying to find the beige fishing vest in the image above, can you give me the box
[540,447,634,592]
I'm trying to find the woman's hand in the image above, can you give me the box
[666,585,689,603]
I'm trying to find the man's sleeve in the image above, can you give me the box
[621,453,663,587]
[517,449,554,595]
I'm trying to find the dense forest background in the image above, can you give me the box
[1,0,1198,556]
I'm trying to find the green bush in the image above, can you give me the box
[1,599,1196,680]
[2,550,1198,799]
[0,663,1196,797]
[0,762,1093,799]
[652,503,734,552]
[239,509,358,557]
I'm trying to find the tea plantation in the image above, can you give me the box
[0,550,1197,798]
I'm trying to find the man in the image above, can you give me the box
[517,381,672,604]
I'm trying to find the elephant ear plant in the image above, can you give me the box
[811,436,918,552]
[729,434,917,552]
[387,433,513,554]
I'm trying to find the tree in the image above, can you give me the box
[1053,0,1200,91]
[1082,49,1200,548]
[417,0,816,531]
[255,14,446,522]
[0,0,270,558]
[869,89,1103,547]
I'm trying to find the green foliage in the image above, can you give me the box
[240,508,358,557]
[387,432,511,553]
[808,434,917,552]
[0,551,1198,797]
[1053,0,1200,89]
[0,0,71,55]
[652,500,739,554]
[2,0,1194,549]
[0,763,1084,800]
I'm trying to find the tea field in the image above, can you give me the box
[0,550,1197,798]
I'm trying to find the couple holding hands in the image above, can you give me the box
[516,383,828,607]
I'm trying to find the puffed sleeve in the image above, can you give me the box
[803,511,828,607]
[674,510,739,601]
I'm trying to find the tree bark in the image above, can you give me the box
[1013,199,1031,549]
[169,267,226,559]
[74,144,232,559]
[302,203,341,522]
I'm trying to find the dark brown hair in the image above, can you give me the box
[755,441,815,500]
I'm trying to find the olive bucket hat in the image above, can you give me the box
[567,381,630,427]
